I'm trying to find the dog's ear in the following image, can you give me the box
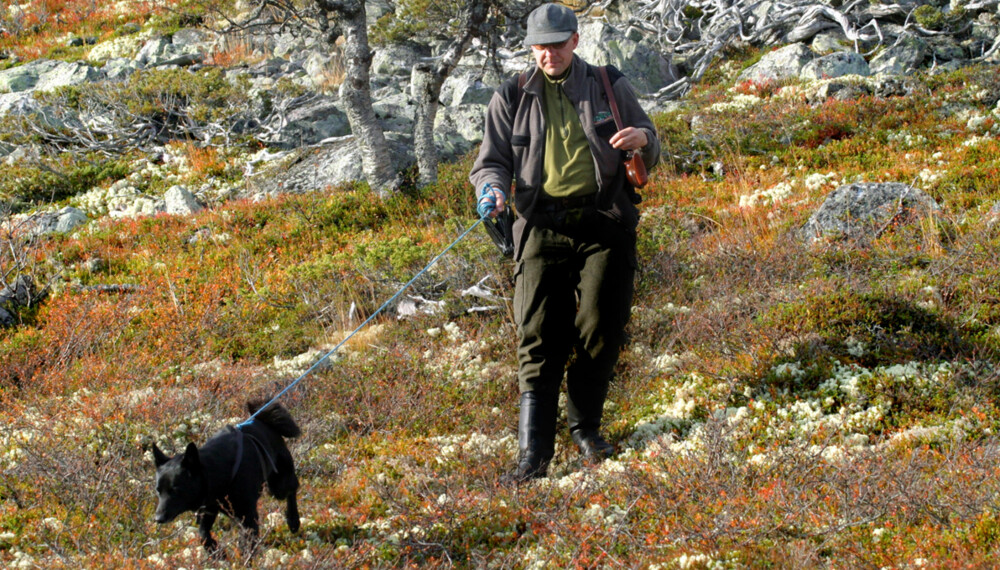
[152,443,170,467]
[181,442,201,472]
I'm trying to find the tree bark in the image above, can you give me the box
[411,64,442,188]
[410,2,489,187]
[320,0,400,197]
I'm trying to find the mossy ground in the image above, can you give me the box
[3,9,1000,567]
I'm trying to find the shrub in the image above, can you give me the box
[913,5,946,31]
[28,67,282,151]
[758,289,993,366]
[0,155,131,209]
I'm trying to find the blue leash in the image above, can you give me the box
[236,215,487,429]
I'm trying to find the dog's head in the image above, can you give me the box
[152,442,206,524]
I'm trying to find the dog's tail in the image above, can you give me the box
[246,400,302,438]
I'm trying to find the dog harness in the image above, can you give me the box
[229,426,278,481]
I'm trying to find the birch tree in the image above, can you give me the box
[226,0,400,195]
[403,0,543,187]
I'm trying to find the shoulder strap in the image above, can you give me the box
[514,71,528,116]
[598,66,624,131]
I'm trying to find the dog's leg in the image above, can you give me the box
[234,509,261,558]
[270,453,301,533]
[285,491,300,533]
[196,510,219,553]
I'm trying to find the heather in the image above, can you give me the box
[4,3,1000,570]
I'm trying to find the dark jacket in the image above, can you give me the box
[469,55,660,259]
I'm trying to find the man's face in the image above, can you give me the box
[531,33,578,77]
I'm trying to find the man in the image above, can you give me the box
[470,2,660,482]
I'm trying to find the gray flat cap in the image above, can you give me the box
[523,3,578,47]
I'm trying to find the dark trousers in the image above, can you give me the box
[514,208,636,412]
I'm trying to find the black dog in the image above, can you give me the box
[152,401,301,553]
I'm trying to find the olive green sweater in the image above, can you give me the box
[541,71,597,198]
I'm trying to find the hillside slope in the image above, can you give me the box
[3,1,1000,568]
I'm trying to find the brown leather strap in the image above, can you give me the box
[598,66,624,132]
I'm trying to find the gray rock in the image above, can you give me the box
[246,134,415,197]
[801,182,941,244]
[266,96,350,148]
[0,59,100,93]
[800,51,870,80]
[164,185,203,215]
[88,35,143,62]
[136,35,206,68]
[36,60,103,91]
[806,80,872,104]
[102,58,140,81]
[927,36,967,62]
[372,44,428,77]
[0,60,55,92]
[440,71,494,107]
[738,43,815,83]
[135,37,172,67]
[811,32,853,55]
[434,103,488,159]
[574,19,678,94]
[0,275,33,308]
[0,92,41,117]
[171,28,215,50]
[870,36,929,75]
[22,207,89,236]
[272,33,321,62]
[372,92,417,133]
[54,207,89,233]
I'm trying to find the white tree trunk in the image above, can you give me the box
[411,64,442,188]
[409,2,488,187]
[322,0,400,197]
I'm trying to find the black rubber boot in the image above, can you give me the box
[567,378,615,463]
[501,391,557,485]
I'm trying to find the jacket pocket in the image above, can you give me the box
[511,135,530,147]
[594,118,617,139]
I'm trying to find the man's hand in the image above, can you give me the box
[477,184,507,218]
[609,127,648,151]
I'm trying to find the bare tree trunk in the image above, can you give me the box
[410,2,490,187]
[411,64,445,188]
[319,0,399,197]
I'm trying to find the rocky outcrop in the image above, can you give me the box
[800,51,870,80]
[1,3,998,225]
[801,183,942,244]
[14,207,89,237]
[0,59,104,93]
[739,44,816,83]
[0,275,35,326]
